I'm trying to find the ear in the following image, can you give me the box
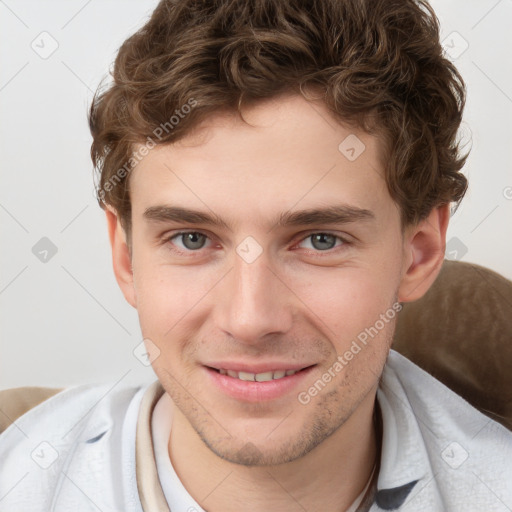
[398,204,450,302]
[105,207,137,308]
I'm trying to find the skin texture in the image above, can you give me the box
[106,94,449,512]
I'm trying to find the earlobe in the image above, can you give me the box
[398,204,450,303]
[105,208,137,308]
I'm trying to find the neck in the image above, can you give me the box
[168,388,378,512]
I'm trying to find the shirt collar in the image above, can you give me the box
[135,380,169,511]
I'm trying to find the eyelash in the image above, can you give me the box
[162,230,350,257]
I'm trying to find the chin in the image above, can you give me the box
[201,436,308,467]
[194,409,345,467]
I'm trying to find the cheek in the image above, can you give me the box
[132,258,219,340]
[288,264,398,342]
[293,269,398,400]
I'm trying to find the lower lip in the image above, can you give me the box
[203,366,315,402]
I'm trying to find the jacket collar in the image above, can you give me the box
[373,355,435,509]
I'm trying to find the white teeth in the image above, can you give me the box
[255,371,273,382]
[218,369,299,381]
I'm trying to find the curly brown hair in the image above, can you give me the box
[89,0,469,241]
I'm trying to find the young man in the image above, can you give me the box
[1,0,511,511]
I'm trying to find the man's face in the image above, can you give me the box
[127,94,408,465]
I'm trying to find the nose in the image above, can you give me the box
[213,250,294,345]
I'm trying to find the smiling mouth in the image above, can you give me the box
[207,366,315,382]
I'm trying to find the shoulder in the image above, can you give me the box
[377,350,512,509]
[0,382,143,439]
[0,381,148,512]
[0,386,64,434]
[382,349,512,438]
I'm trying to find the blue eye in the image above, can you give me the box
[164,231,347,255]
[298,233,345,251]
[169,232,210,251]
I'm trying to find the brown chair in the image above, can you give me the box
[393,259,512,431]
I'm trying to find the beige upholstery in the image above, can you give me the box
[393,259,512,431]
[0,386,63,434]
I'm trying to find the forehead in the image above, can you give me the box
[129,94,396,228]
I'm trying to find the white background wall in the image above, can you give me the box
[1,0,511,389]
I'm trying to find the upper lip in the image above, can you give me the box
[204,362,315,373]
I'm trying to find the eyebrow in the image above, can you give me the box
[143,204,375,230]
